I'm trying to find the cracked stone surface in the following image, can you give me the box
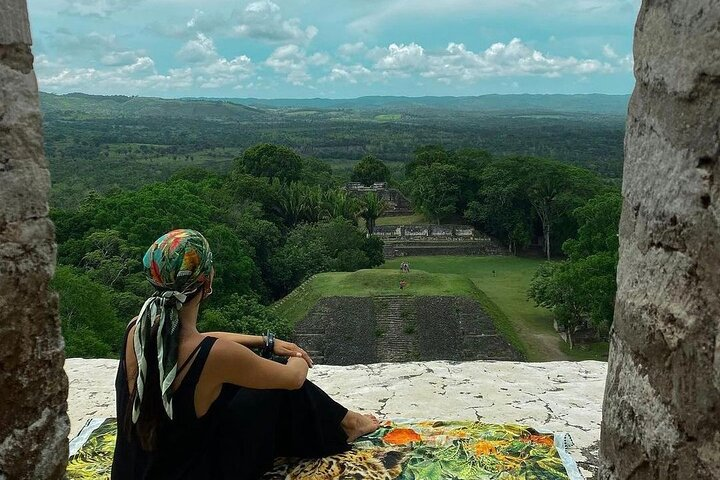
[66,359,606,478]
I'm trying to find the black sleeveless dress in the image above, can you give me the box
[112,324,350,479]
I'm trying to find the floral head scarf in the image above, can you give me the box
[132,229,213,423]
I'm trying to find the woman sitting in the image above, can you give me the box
[112,229,379,479]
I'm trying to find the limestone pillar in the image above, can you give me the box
[599,1,720,478]
[0,0,70,478]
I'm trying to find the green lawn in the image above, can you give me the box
[379,256,609,362]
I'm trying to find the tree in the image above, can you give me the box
[463,157,534,254]
[448,148,491,211]
[529,192,621,340]
[199,294,291,339]
[359,192,388,235]
[528,160,608,260]
[223,172,278,219]
[270,219,384,295]
[405,145,450,177]
[323,189,360,224]
[273,182,327,227]
[410,163,462,224]
[465,156,606,258]
[53,266,125,358]
[78,229,142,289]
[202,225,258,304]
[237,143,302,182]
[351,155,390,186]
[528,168,564,261]
[563,191,622,260]
[300,157,336,188]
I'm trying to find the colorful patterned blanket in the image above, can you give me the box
[67,418,583,479]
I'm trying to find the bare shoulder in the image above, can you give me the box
[206,336,252,361]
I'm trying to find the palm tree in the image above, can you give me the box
[359,192,388,235]
[273,181,309,227]
[324,189,360,223]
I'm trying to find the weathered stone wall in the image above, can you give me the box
[0,1,70,478]
[599,1,720,478]
[373,224,487,239]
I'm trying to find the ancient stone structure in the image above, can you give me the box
[345,182,413,215]
[0,1,70,478]
[373,224,477,239]
[293,296,521,365]
[374,224,505,258]
[599,1,720,478]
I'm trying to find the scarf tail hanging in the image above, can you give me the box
[132,291,186,423]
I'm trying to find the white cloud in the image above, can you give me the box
[324,38,623,86]
[62,0,142,17]
[195,56,253,88]
[148,2,317,44]
[265,44,327,85]
[177,33,218,63]
[38,34,252,94]
[50,29,118,53]
[603,44,619,59]
[618,53,634,72]
[602,45,633,71]
[100,51,140,66]
[232,0,318,44]
[374,43,426,72]
[321,64,373,84]
[173,33,253,87]
[147,10,224,39]
[38,56,172,91]
[440,39,615,80]
[337,42,367,59]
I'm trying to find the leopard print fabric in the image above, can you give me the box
[264,447,406,480]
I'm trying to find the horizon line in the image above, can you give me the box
[40,91,632,101]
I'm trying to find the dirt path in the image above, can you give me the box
[522,332,568,361]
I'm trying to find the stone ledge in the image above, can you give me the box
[66,359,606,478]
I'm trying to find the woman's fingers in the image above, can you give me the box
[274,341,313,367]
[297,348,313,368]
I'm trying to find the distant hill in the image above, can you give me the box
[220,94,630,115]
[40,92,271,121]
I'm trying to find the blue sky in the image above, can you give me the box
[28,0,640,98]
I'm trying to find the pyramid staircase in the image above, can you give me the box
[373,295,417,363]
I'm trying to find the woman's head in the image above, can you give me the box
[143,229,213,297]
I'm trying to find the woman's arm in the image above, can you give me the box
[203,332,314,367]
[203,332,264,348]
[206,338,309,390]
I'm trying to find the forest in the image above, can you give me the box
[41,92,627,209]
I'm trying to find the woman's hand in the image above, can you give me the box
[274,339,313,368]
